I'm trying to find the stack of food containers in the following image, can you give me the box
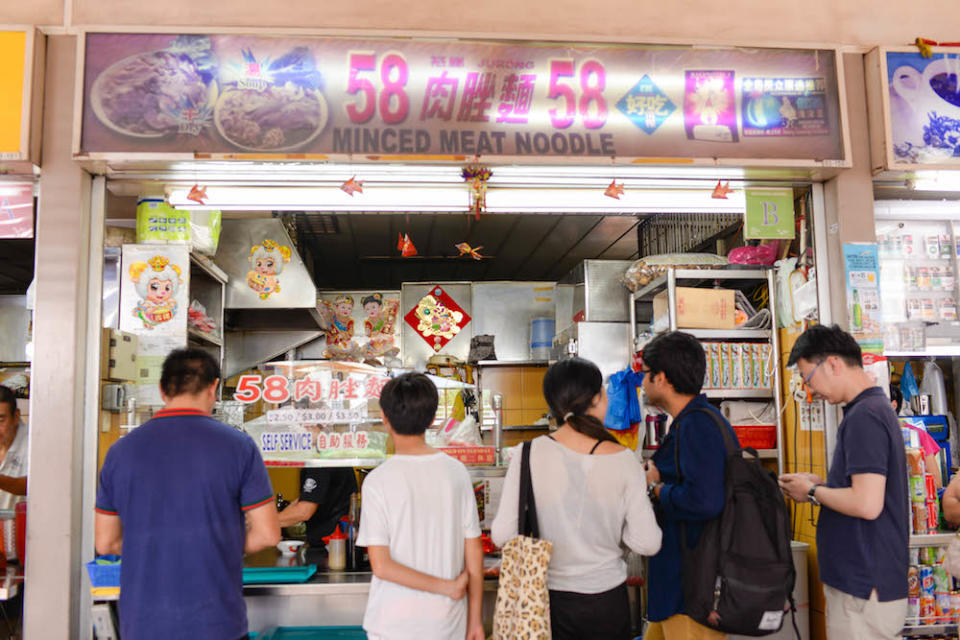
[907,444,940,536]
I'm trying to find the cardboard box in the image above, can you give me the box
[653,287,736,330]
[100,329,139,382]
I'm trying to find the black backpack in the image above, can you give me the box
[674,407,798,637]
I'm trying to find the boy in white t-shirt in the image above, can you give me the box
[357,372,484,640]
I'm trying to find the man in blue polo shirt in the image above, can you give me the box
[642,331,736,640]
[780,325,907,639]
[95,348,280,640]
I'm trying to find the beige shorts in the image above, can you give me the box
[824,584,906,640]
[645,614,727,640]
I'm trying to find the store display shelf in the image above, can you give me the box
[188,327,222,347]
[265,458,385,468]
[886,347,960,357]
[642,448,777,459]
[705,389,773,399]
[909,533,956,547]
[680,329,771,340]
[189,253,228,283]
[477,360,552,367]
[631,268,771,301]
[902,622,957,634]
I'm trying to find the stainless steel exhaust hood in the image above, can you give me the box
[215,218,327,377]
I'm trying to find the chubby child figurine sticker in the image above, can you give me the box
[129,255,183,329]
[322,295,361,360]
[247,239,291,300]
[362,293,400,360]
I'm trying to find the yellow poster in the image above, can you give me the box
[0,31,27,155]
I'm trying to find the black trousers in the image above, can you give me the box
[549,582,632,640]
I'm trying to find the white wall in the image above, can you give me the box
[3,0,960,49]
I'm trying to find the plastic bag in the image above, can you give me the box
[901,362,920,402]
[439,415,483,447]
[728,241,780,266]
[605,368,643,431]
[621,253,729,291]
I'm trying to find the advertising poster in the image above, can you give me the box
[119,244,190,337]
[744,187,795,239]
[887,50,960,165]
[80,34,844,162]
[842,243,884,354]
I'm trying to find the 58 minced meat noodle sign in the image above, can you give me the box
[79,33,845,163]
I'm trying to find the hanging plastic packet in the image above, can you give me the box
[901,362,920,404]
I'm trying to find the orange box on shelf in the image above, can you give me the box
[733,424,777,450]
[653,287,736,329]
[439,446,496,465]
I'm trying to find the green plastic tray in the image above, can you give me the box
[242,564,317,584]
[257,626,367,639]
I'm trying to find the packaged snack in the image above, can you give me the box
[907,596,919,622]
[937,591,953,623]
[907,448,926,476]
[702,344,712,390]
[927,235,941,258]
[920,594,936,622]
[928,500,940,531]
[903,234,915,257]
[760,344,772,388]
[730,343,741,389]
[941,233,953,257]
[926,474,938,502]
[939,298,958,322]
[710,343,722,389]
[914,503,930,534]
[922,298,936,321]
[907,298,923,321]
[934,565,951,593]
[910,475,927,503]
[752,344,764,389]
[921,565,936,596]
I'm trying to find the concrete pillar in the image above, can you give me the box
[25,34,94,639]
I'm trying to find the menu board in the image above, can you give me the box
[80,33,844,163]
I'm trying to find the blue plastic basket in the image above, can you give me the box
[257,627,367,640]
[85,555,121,588]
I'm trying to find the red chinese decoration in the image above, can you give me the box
[604,180,625,199]
[712,180,733,199]
[340,176,364,196]
[404,286,472,353]
[462,165,492,220]
[186,184,208,204]
[455,242,485,260]
[397,233,418,257]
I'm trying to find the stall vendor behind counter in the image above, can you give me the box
[279,468,357,547]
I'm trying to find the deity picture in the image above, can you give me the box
[247,239,291,300]
[361,293,400,360]
[322,295,360,360]
[129,255,183,329]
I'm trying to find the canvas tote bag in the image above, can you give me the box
[492,440,552,639]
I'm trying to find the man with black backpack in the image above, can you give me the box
[780,325,908,639]
[642,331,735,640]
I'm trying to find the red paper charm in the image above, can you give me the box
[712,180,733,199]
[397,233,418,257]
[404,286,472,352]
[455,242,485,261]
[186,184,208,204]
[604,180,625,199]
[340,176,364,196]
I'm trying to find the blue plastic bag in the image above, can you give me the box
[605,369,643,431]
[901,361,920,402]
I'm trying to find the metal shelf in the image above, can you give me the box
[902,622,957,634]
[189,253,228,283]
[705,389,773,399]
[660,328,771,340]
[188,327,222,347]
[886,347,960,358]
[630,267,772,302]
[477,360,552,367]
[264,458,385,468]
[909,533,956,547]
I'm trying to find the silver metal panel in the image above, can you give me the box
[216,218,317,309]
[224,330,323,378]
[101,246,120,329]
[558,322,630,382]
[561,260,634,322]
[0,296,29,362]
[555,283,575,331]
[400,282,472,368]
[583,260,634,322]
[471,282,556,362]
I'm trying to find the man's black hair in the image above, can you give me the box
[378,372,438,436]
[786,324,862,368]
[0,386,17,418]
[889,382,903,413]
[160,348,221,398]
[642,331,706,395]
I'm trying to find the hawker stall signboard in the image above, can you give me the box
[79,33,846,165]
[235,360,391,464]
[868,47,960,169]
[0,29,40,164]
